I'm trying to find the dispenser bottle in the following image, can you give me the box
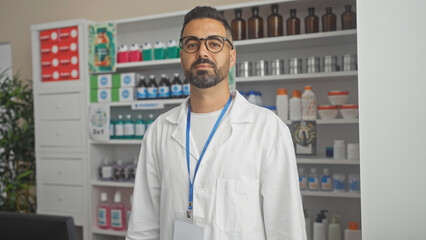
[97,192,111,229]
[267,4,283,37]
[111,191,126,231]
[248,7,264,39]
[124,114,135,139]
[322,7,337,32]
[147,75,158,99]
[231,9,247,40]
[115,115,124,139]
[135,114,146,139]
[290,90,302,121]
[328,215,341,240]
[313,211,326,240]
[344,222,361,240]
[305,7,319,33]
[341,5,356,30]
[276,88,289,121]
[136,75,147,100]
[286,9,300,35]
[171,73,183,98]
[302,85,317,120]
[158,74,171,99]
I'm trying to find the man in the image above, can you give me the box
[126,6,306,240]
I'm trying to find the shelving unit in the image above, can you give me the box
[301,191,360,198]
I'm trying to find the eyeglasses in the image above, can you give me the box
[179,35,234,54]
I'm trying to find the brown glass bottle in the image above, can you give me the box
[305,7,319,33]
[341,5,356,30]
[286,9,300,35]
[231,9,246,40]
[267,4,283,37]
[248,7,264,39]
[322,7,337,32]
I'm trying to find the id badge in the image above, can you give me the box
[173,217,204,240]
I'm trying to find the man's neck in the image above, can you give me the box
[189,79,230,113]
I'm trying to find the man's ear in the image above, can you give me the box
[229,49,236,68]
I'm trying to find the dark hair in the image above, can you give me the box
[180,6,232,41]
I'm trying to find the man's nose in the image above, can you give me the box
[197,41,209,59]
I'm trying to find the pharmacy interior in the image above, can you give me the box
[31,0,361,239]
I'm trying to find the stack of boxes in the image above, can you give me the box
[90,72,138,103]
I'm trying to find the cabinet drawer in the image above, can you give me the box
[38,185,83,214]
[39,157,83,185]
[38,92,81,120]
[37,120,82,148]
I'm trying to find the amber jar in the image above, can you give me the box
[231,9,247,40]
[341,5,356,30]
[286,9,300,35]
[248,7,264,39]
[267,4,283,37]
[322,7,337,32]
[305,7,319,33]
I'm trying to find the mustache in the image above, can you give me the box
[191,58,216,69]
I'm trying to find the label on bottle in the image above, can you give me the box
[111,209,123,228]
[302,92,317,120]
[308,177,320,190]
[124,123,135,136]
[158,86,170,98]
[299,175,307,190]
[98,208,107,227]
[183,84,190,96]
[135,123,146,137]
[321,176,333,190]
[137,87,147,99]
[171,84,183,97]
[101,166,113,179]
[115,124,124,136]
[147,87,158,98]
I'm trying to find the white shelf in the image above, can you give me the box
[236,71,357,84]
[301,191,360,198]
[92,180,135,188]
[284,118,358,125]
[92,227,127,237]
[297,158,360,165]
[116,58,180,71]
[97,98,185,109]
[90,139,142,145]
[234,29,357,52]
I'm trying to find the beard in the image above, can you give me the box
[184,58,229,89]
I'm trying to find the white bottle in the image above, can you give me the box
[302,85,317,120]
[333,140,346,160]
[135,114,146,139]
[124,114,135,139]
[255,91,263,105]
[299,168,308,190]
[304,209,312,240]
[246,90,257,105]
[308,168,320,191]
[276,88,289,121]
[115,115,124,139]
[313,212,327,240]
[328,215,341,240]
[344,222,361,240]
[290,89,302,121]
[321,168,333,191]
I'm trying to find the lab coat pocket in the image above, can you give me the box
[215,179,260,233]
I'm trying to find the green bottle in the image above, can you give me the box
[115,115,124,139]
[134,114,146,139]
[124,114,135,139]
[146,114,155,130]
[110,118,115,140]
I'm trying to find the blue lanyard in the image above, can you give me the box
[185,94,232,218]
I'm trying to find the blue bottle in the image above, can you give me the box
[183,78,190,97]
[136,75,147,100]
[147,75,158,99]
[158,74,171,98]
[171,73,183,98]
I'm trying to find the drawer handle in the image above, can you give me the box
[57,170,63,175]
[58,196,64,202]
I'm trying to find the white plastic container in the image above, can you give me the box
[347,143,360,159]
[344,222,361,240]
[276,88,289,121]
[328,215,341,240]
[290,89,302,121]
[328,91,349,106]
[340,104,359,119]
[318,105,339,119]
[333,140,346,160]
[302,85,317,120]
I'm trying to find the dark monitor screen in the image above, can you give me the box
[0,211,78,240]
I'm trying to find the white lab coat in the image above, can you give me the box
[126,90,306,240]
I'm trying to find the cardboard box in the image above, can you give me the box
[91,74,112,89]
[90,89,111,103]
[119,87,134,102]
[111,72,138,88]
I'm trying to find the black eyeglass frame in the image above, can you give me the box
[179,35,234,54]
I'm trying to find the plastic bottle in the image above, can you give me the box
[166,40,179,59]
[115,115,124,139]
[126,195,133,228]
[113,160,126,182]
[109,118,115,139]
[255,91,263,105]
[286,9,301,35]
[125,157,137,182]
[146,114,155,130]
[142,42,153,61]
[344,222,361,240]
[136,75,147,100]
[231,9,246,40]
[158,74,171,98]
[290,89,302,121]
[328,215,341,240]
[321,168,333,191]
[135,114,146,139]
[129,43,142,62]
[147,75,158,99]
[333,140,346,160]
[308,168,320,191]
[302,85,317,120]
[124,114,135,139]
[276,88,289,121]
[313,211,327,240]
[117,44,129,63]
[305,209,312,240]
[248,7,264,39]
[110,191,126,231]
[99,157,113,181]
[267,4,283,37]
[299,168,308,190]
[183,78,190,97]
[246,90,257,105]
[154,41,165,60]
[97,192,111,229]
[171,73,183,98]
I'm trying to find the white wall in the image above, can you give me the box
[0,42,12,78]
[358,0,426,239]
